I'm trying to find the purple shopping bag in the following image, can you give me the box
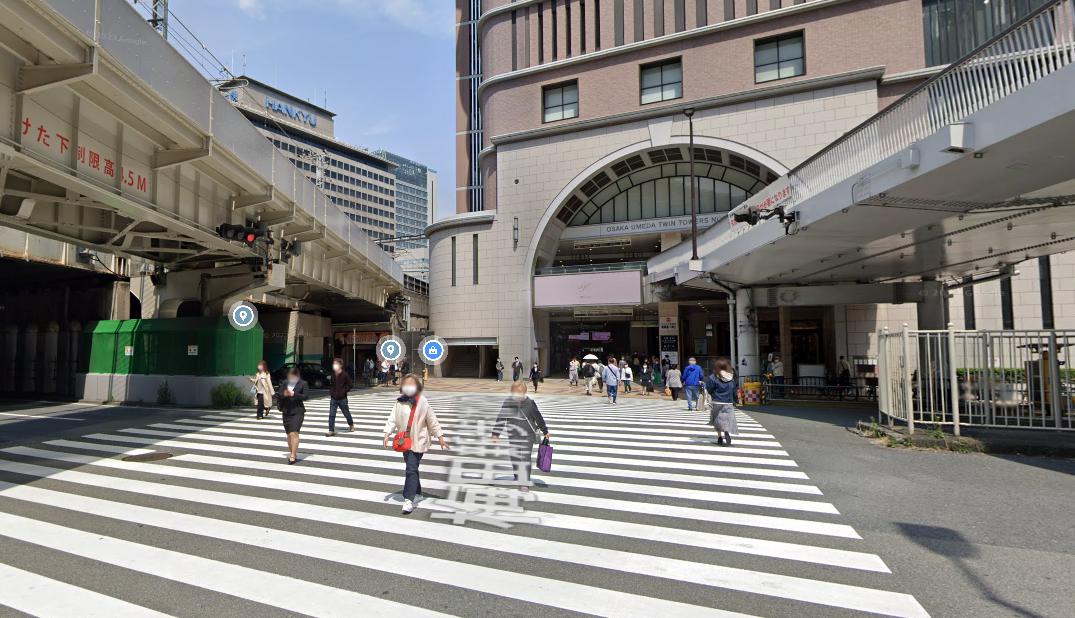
[537,437,553,473]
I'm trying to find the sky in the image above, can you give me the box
[160,0,456,220]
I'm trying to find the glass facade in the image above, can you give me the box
[375,150,436,281]
[253,120,396,246]
[922,0,1051,67]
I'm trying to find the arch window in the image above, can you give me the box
[566,164,761,227]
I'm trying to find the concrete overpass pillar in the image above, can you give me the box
[736,288,760,377]
[916,278,948,330]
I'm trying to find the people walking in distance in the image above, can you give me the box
[278,367,308,464]
[602,357,621,404]
[379,359,390,387]
[581,360,596,395]
[682,357,704,411]
[661,355,671,373]
[666,364,683,401]
[492,381,550,492]
[382,374,448,514]
[325,358,355,437]
[529,362,542,392]
[622,364,634,393]
[249,360,275,420]
[495,358,505,382]
[771,355,785,398]
[652,357,663,392]
[706,358,740,446]
[364,356,376,386]
[568,357,579,386]
[838,355,852,399]
[639,361,653,396]
[392,363,400,386]
[595,358,605,390]
[512,356,523,382]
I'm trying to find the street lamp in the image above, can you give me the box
[684,107,698,260]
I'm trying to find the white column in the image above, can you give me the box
[735,288,759,377]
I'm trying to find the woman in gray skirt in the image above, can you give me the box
[705,357,739,446]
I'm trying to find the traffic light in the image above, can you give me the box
[217,222,268,248]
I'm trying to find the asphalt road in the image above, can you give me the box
[750,405,1075,618]
[0,392,1071,617]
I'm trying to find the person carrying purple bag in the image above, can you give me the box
[491,382,551,492]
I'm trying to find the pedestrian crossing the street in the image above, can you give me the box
[0,390,929,617]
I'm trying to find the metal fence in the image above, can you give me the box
[878,327,1075,434]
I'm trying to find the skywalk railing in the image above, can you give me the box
[740,0,1075,220]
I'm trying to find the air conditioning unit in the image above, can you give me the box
[573,237,631,251]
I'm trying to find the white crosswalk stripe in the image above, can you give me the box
[0,390,929,617]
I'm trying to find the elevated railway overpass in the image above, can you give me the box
[0,0,405,402]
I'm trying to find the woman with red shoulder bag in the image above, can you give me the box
[382,374,448,514]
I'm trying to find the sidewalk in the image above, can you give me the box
[418,376,676,399]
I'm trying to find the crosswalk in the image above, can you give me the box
[0,390,929,617]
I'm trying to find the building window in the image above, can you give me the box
[472,234,479,284]
[511,10,518,70]
[580,0,586,53]
[747,0,757,15]
[543,81,579,122]
[634,0,644,41]
[655,0,665,37]
[566,0,572,56]
[697,0,708,26]
[538,3,545,63]
[961,277,976,329]
[754,32,805,83]
[1000,276,1014,329]
[451,236,457,287]
[640,58,682,104]
[595,0,602,49]
[614,0,624,45]
[1040,256,1055,329]
[675,0,686,32]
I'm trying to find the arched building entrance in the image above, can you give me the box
[525,139,784,374]
[426,125,787,378]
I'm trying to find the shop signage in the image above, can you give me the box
[265,97,318,127]
[561,212,725,240]
[187,345,199,356]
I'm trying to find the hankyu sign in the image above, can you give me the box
[265,97,318,127]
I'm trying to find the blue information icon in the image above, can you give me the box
[227,301,259,331]
[418,336,448,366]
[377,335,406,363]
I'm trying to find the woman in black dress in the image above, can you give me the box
[277,367,308,464]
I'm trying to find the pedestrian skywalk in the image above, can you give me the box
[0,391,929,617]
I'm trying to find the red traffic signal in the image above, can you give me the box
[217,222,268,248]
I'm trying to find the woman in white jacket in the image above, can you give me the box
[382,374,449,514]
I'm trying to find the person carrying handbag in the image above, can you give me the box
[492,381,550,492]
[249,360,275,420]
[382,374,448,514]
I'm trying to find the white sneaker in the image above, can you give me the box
[401,499,414,514]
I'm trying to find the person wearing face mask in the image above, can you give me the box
[682,357,704,411]
[325,357,354,437]
[278,367,308,464]
[492,381,550,492]
[382,374,449,514]
[248,360,274,420]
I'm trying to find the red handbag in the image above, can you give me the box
[392,400,418,452]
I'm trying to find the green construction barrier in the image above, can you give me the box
[83,317,263,376]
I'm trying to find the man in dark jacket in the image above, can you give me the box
[492,382,550,490]
[511,356,523,381]
[325,357,354,436]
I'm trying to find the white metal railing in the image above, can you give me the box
[878,326,1075,433]
[737,0,1075,221]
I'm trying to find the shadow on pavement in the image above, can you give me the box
[896,523,1044,618]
